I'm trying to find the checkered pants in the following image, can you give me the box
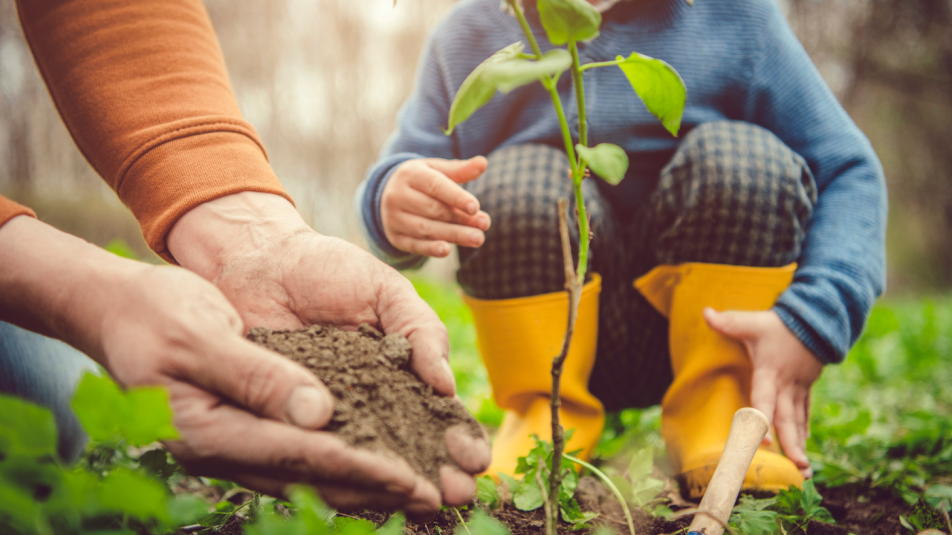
[457,121,818,410]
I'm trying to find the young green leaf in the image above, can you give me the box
[459,509,511,535]
[559,496,598,525]
[729,495,780,535]
[71,372,179,447]
[123,388,179,445]
[477,475,501,510]
[376,512,406,535]
[98,468,171,523]
[334,516,378,535]
[0,395,58,458]
[444,43,571,135]
[71,372,125,442]
[576,143,628,184]
[615,52,686,137]
[513,476,545,511]
[537,0,601,45]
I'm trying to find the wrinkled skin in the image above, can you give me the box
[167,192,490,517]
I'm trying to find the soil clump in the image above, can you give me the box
[247,324,482,489]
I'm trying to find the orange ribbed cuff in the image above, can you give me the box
[0,196,37,228]
[119,131,293,263]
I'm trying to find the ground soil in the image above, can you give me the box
[247,324,483,489]
[232,324,935,534]
[347,479,933,535]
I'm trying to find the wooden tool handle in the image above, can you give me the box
[687,408,770,535]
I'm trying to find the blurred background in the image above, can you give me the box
[1,0,950,288]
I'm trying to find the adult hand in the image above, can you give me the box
[167,192,491,508]
[381,157,491,257]
[703,308,823,478]
[0,215,453,519]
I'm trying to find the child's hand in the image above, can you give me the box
[381,157,491,257]
[703,308,823,478]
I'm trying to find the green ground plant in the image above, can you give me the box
[0,372,404,535]
[440,0,686,532]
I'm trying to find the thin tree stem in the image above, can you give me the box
[550,199,581,526]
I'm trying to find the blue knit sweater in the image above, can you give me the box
[356,0,887,364]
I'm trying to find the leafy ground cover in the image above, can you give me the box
[1,273,950,534]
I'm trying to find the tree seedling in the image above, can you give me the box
[443,0,686,533]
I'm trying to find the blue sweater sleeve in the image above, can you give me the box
[356,27,460,269]
[746,4,887,363]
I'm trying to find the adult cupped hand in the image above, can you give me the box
[166,191,490,515]
[0,215,466,519]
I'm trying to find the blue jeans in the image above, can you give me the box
[0,321,98,462]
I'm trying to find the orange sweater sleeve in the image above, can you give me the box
[16,0,293,262]
[0,196,36,228]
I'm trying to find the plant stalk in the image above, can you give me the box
[509,3,595,533]
[549,199,582,528]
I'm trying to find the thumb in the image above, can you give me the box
[703,307,763,341]
[425,156,487,185]
[184,335,335,430]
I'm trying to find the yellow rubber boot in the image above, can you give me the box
[463,275,605,479]
[635,263,804,500]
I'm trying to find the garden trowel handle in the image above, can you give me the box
[687,408,770,535]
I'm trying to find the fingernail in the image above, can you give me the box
[466,202,478,215]
[470,231,483,245]
[285,386,333,429]
[441,359,457,392]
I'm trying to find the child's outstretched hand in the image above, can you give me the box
[381,157,491,257]
[703,308,823,478]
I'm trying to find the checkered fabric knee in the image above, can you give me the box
[649,121,818,267]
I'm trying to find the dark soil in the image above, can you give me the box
[348,479,932,535]
[818,484,920,535]
[247,324,483,489]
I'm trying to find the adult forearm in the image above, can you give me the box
[0,216,143,363]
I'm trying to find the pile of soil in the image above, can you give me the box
[247,324,483,489]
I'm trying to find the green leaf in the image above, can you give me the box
[376,512,405,535]
[459,509,510,535]
[477,475,500,509]
[615,52,686,137]
[71,372,179,447]
[71,373,124,443]
[98,468,171,523]
[576,143,628,185]
[0,394,58,458]
[123,388,180,445]
[730,495,780,535]
[104,238,139,260]
[560,497,597,525]
[537,0,601,45]
[287,485,335,532]
[139,449,176,485]
[799,479,823,515]
[512,477,544,511]
[444,43,571,135]
[559,467,579,503]
[167,494,209,526]
[498,472,521,495]
[904,498,946,531]
[627,447,654,480]
[334,516,378,535]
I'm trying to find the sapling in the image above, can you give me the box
[443,0,687,532]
